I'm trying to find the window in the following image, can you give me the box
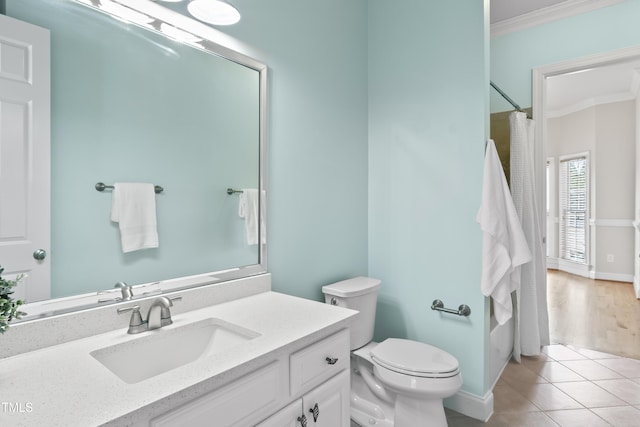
[558,154,588,264]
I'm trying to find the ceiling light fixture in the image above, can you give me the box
[187,0,241,26]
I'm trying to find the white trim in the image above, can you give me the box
[634,276,640,297]
[594,271,634,282]
[533,46,640,80]
[491,0,625,38]
[592,219,634,227]
[445,389,494,422]
[546,92,637,118]
[553,258,591,278]
[549,258,634,282]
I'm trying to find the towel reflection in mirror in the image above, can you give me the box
[111,183,159,253]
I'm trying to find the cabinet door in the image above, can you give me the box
[150,361,285,427]
[255,400,303,427]
[302,370,350,427]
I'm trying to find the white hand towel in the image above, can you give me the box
[477,140,532,325]
[111,182,159,253]
[238,188,266,245]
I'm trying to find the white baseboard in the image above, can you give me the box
[444,389,494,422]
[554,259,590,278]
[546,258,633,283]
[634,277,640,298]
[593,272,634,283]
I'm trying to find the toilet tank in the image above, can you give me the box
[322,277,381,350]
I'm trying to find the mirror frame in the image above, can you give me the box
[18,0,268,320]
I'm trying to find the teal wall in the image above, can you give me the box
[222,0,371,301]
[367,0,488,397]
[169,0,491,399]
[491,0,640,113]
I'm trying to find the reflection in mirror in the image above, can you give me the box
[1,0,267,319]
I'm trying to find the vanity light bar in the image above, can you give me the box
[74,0,205,49]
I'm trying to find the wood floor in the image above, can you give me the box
[547,269,640,360]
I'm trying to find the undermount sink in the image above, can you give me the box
[91,318,260,384]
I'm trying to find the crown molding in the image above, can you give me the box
[491,0,626,38]
[546,91,636,118]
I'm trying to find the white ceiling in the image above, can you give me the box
[491,0,640,116]
[545,60,640,117]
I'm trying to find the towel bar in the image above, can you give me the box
[95,182,164,193]
[226,188,244,195]
[431,299,471,317]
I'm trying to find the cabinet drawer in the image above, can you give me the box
[151,361,285,427]
[290,329,349,396]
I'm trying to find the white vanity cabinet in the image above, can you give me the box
[257,370,350,427]
[257,328,351,427]
[149,361,288,427]
[150,329,351,427]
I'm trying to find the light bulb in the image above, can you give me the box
[187,0,241,26]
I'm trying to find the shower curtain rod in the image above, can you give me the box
[490,81,531,118]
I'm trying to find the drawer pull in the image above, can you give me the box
[297,415,308,427]
[325,356,338,365]
[309,403,320,422]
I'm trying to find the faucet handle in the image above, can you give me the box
[117,305,145,334]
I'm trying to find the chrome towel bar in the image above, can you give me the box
[226,188,244,195]
[95,182,164,193]
[431,299,471,317]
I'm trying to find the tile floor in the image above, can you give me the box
[445,344,640,426]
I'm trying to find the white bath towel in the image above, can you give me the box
[111,182,159,253]
[477,140,531,325]
[238,188,266,245]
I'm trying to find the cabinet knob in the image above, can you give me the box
[297,414,308,427]
[309,403,319,422]
[325,356,338,365]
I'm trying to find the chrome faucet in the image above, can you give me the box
[115,281,134,300]
[147,296,176,330]
[97,281,134,303]
[118,296,181,334]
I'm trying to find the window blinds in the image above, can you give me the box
[559,155,588,264]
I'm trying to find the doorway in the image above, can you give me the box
[533,46,640,359]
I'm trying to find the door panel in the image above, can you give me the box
[302,370,350,427]
[0,14,50,301]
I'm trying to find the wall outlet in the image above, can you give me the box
[607,254,615,262]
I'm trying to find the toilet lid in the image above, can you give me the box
[370,338,460,378]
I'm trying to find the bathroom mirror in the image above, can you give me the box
[2,0,267,319]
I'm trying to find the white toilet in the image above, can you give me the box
[322,277,462,427]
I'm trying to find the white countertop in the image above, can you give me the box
[0,291,355,427]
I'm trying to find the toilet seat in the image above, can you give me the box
[370,338,460,378]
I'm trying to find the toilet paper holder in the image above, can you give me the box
[431,299,471,317]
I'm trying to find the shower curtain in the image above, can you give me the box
[509,111,550,362]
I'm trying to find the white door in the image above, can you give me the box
[302,370,350,427]
[255,400,303,427]
[0,14,50,302]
